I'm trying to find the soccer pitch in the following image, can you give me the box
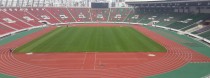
[15,26,166,53]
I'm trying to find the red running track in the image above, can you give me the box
[0,24,210,78]
[14,52,165,69]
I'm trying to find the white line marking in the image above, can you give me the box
[82,52,87,70]
[94,52,96,70]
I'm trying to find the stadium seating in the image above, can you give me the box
[0,9,32,29]
[109,8,132,22]
[0,7,210,42]
[154,13,186,26]
[27,8,60,24]
[90,9,110,22]
[124,9,142,23]
[198,30,210,39]
[167,13,209,29]
[0,24,14,35]
[138,13,154,24]
[192,25,210,34]
[6,8,42,26]
[69,8,91,22]
[45,8,75,23]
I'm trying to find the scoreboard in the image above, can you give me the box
[91,3,109,8]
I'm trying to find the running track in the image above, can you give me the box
[0,24,210,78]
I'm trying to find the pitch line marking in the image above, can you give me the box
[94,52,96,70]
[82,52,88,70]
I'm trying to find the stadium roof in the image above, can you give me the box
[125,0,210,7]
[126,0,210,4]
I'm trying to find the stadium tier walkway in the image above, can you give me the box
[0,28,42,45]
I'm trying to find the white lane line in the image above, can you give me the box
[94,52,96,70]
[82,52,87,69]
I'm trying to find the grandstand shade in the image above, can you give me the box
[126,0,210,5]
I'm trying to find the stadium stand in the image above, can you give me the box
[1,7,210,41]
[138,12,154,24]
[124,10,140,23]
[167,13,210,29]
[154,12,185,26]
[191,20,210,34]
[45,8,75,23]
[0,7,210,42]
[26,8,60,24]
[192,25,210,34]
[0,23,15,35]
[199,30,210,39]
[6,8,42,26]
[90,9,110,22]
[69,8,91,22]
[109,8,132,22]
[0,9,32,29]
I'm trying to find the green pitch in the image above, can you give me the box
[15,26,166,53]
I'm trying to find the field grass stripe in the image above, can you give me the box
[15,26,166,52]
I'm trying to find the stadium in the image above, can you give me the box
[0,0,210,78]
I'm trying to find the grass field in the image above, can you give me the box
[15,26,166,53]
